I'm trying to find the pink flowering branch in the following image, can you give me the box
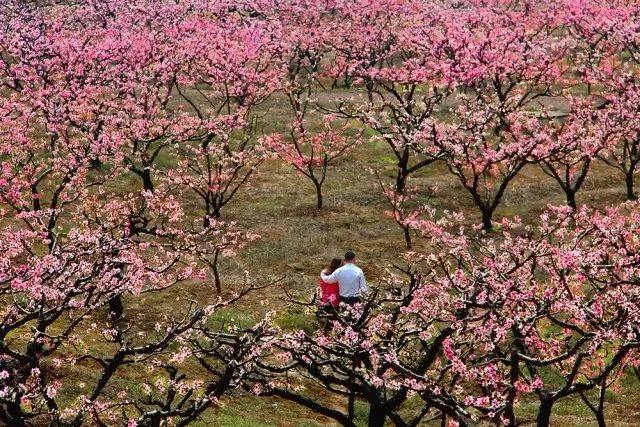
[377,171,436,250]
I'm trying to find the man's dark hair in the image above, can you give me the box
[344,250,356,261]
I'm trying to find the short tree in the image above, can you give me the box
[538,99,613,209]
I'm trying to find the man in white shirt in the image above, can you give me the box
[320,250,368,305]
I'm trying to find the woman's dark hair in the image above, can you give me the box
[326,257,343,274]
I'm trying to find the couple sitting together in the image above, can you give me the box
[319,250,369,308]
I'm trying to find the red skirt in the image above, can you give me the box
[319,279,339,306]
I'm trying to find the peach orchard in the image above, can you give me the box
[1,1,640,426]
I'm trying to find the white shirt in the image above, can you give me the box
[321,263,368,298]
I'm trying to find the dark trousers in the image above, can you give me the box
[341,296,361,305]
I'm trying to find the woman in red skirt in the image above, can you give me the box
[319,258,342,308]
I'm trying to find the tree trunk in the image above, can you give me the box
[3,401,26,427]
[580,389,607,427]
[395,147,410,194]
[140,168,154,192]
[566,189,577,210]
[212,250,222,293]
[504,350,519,426]
[395,173,407,194]
[403,226,412,250]
[348,391,356,422]
[347,359,356,422]
[395,168,408,195]
[315,182,323,209]
[108,296,124,320]
[626,171,637,200]
[536,399,554,427]
[90,158,103,169]
[211,203,222,219]
[367,404,387,427]
[344,70,352,88]
[481,208,493,231]
[595,382,607,427]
